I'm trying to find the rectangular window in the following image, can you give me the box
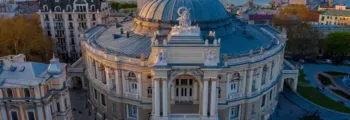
[24,88,31,98]
[101,94,106,106]
[56,102,60,112]
[94,89,98,100]
[64,98,68,109]
[229,105,239,119]
[112,103,116,112]
[27,111,35,120]
[269,90,273,101]
[11,111,18,120]
[261,95,266,107]
[251,104,255,115]
[128,104,138,118]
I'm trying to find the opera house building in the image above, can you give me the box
[76,0,299,119]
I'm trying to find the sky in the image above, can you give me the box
[226,0,350,7]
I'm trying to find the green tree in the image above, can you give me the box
[110,2,120,12]
[0,15,53,63]
[284,22,320,57]
[324,32,350,56]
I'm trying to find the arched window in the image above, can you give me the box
[54,6,61,12]
[43,5,49,12]
[24,88,30,98]
[147,86,152,97]
[231,72,240,81]
[66,5,72,12]
[127,72,138,93]
[7,89,13,98]
[90,5,96,11]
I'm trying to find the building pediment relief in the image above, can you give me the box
[167,68,203,81]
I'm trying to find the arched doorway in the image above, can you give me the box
[284,77,297,91]
[169,74,201,114]
[72,76,83,89]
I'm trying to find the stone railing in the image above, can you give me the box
[125,92,139,100]
[82,42,144,66]
[226,43,284,66]
[228,92,243,100]
[168,114,201,120]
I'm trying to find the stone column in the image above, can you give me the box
[154,79,160,117]
[137,73,142,98]
[268,62,272,82]
[19,104,25,120]
[1,104,8,120]
[60,94,66,111]
[226,74,231,99]
[162,79,168,117]
[247,70,253,95]
[122,70,126,95]
[44,104,52,120]
[202,80,209,117]
[210,79,217,117]
[257,67,263,91]
[241,71,247,96]
[193,81,197,100]
[36,103,45,120]
[105,68,110,90]
[114,69,120,95]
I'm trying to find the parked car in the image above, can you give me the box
[299,59,305,63]
[325,59,332,64]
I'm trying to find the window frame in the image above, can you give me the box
[10,109,19,120]
[27,109,36,120]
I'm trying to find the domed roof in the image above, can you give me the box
[138,0,229,22]
[47,55,62,75]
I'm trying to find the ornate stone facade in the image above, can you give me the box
[79,1,299,120]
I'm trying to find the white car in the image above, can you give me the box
[326,59,332,64]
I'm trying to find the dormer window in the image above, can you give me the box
[54,6,61,12]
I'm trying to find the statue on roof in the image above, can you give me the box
[177,7,191,27]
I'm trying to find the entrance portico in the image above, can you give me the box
[152,68,219,120]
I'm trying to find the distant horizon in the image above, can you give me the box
[226,0,350,7]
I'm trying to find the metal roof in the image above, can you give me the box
[321,9,350,16]
[138,0,229,22]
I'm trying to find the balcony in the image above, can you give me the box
[124,92,139,100]
[168,114,201,120]
[228,92,243,100]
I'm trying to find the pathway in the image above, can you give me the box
[272,87,350,120]
[303,64,350,107]
[70,89,95,120]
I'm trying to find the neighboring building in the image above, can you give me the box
[0,54,72,120]
[248,14,274,25]
[318,8,350,26]
[78,0,299,120]
[312,24,350,39]
[0,3,19,18]
[38,0,110,63]
[288,0,307,5]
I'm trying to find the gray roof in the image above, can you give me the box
[0,62,50,87]
[321,9,350,16]
[39,0,104,11]
[89,24,152,59]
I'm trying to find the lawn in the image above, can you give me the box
[317,74,334,86]
[331,89,350,100]
[297,70,350,113]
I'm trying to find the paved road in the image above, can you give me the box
[69,89,95,120]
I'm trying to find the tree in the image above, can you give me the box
[110,2,120,12]
[324,32,350,56]
[273,5,318,26]
[0,15,53,63]
[284,22,320,58]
